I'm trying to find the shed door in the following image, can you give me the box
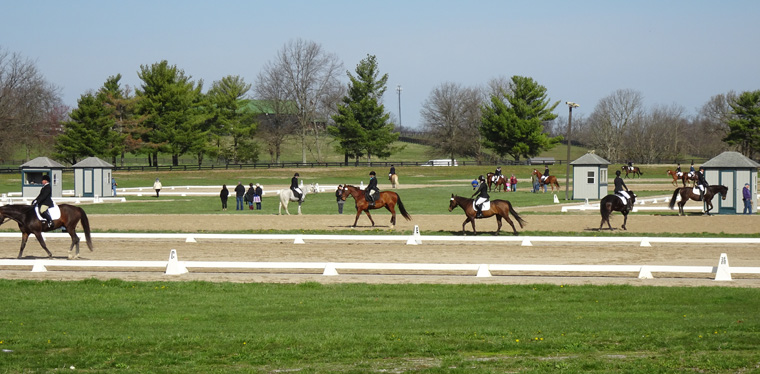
[83,169,94,197]
[719,170,735,214]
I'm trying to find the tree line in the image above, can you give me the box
[2,43,759,167]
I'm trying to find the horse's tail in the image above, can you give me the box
[79,207,94,251]
[395,193,412,221]
[600,197,611,222]
[553,178,560,188]
[508,202,526,228]
[668,188,681,210]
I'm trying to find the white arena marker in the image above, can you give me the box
[521,238,533,246]
[714,253,732,281]
[165,249,188,275]
[553,194,559,204]
[323,263,339,276]
[476,264,492,277]
[638,266,654,279]
[31,262,48,273]
[640,238,651,247]
[294,235,305,244]
[185,236,196,243]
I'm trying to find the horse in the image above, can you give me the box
[448,194,526,235]
[666,170,697,187]
[279,188,307,215]
[389,173,399,188]
[599,191,637,230]
[485,173,505,192]
[621,165,643,179]
[340,185,411,228]
[668,185,727,216]
[0,204,93,259]
[532,169,560,193]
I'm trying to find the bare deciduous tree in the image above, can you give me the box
[587,89,644,162]
[421,82,484,162]
[258,39,343,163]
[0,47,63,161]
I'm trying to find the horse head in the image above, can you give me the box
[448,194,458,212]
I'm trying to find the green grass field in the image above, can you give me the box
[1,280,759,373]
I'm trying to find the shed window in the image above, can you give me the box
[587,171,595,184]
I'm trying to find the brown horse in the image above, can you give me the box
[448,194,526,235]
[666,170,697,187]
[532,169,560,193]
[621,165,643,179]
[668,185,728,216]
[0,204,93,259]
[599,191,637,230]
[389,173,399,188]
[340,185,412,228]
[485,173,508,192]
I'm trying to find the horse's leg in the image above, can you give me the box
[351,208,362,228]
[621,211,629,230]
[17,232,31,259]
[387,204,397,229]
[364,210,376,226]
[67,227,81,259]
[297,202,302,215]
[31,232,54,258]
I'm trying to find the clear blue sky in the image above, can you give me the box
[3,0,759,128]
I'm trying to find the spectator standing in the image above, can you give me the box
[245,183,255,210]
[111,177,118,196]
[234,182,245,210]
[254,183,263,210]
[336,185,345,214]
[510,174,517,192]
[220,184,229,211]
[531,173,539,193]
[153,178,162,198]
[743,183,753,214]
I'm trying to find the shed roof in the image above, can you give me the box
[570,153,611,165]
[20,157,64,168]
[73,157,113,168]
[701,151,760,168]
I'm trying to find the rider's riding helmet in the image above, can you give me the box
[369,171,376,176]
[294,172,299,177]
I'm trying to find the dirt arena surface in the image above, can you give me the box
[1,212,758,286]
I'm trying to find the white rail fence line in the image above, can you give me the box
[0,251,755,282]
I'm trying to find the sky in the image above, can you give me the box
[3,0,759,129]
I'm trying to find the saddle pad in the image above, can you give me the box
[35,204,61,220]
[616,194,627,206]
[472,201,491,211]
[692,187,701,195]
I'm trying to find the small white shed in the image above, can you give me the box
[20,157,64,198]
[73,157,114,198]
[570,153,611,200]
[701,151,758,214]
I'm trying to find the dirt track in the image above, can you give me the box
[1,213,758,286]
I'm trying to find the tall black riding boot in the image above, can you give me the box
[41,210,54,229]
[476,205,483,218]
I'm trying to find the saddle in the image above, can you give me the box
[615,192,630,206]
[472,200,490,211]
[35,204,61,221]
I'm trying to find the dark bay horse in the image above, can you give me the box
[0,204,93,259]
[622,165,643,179]
[668,185,728,216]
[599,191,637,230]
[448,194,526,235]
[532,169,560,193]
[340,185,412,228]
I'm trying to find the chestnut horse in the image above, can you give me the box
[0,204,93,259]
[599,191,637,230]
[340,185,411,228]
[532,169,560,193]
[666,170,696,187]
[668,185,727,216]
[448,194,526,235]
[485,173,508,192]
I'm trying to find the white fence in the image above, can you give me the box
[1,227,759,281]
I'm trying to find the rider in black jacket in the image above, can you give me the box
[696,167,709,200]
[471,175,489,218]
[366,171,380,207]
[34,175,55,228]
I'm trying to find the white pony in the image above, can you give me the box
[279,188,307,215]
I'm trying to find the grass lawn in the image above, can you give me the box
[1,280,759,373]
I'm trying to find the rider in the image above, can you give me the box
[613,170,632,210]
[689,161,695,178]
[542,165,549,183]
[365,171,380,207]
[290,173,304,202]
[493,166,502,182]
[696,166,709,201]
[676,163,682,177]
[471,175,489,218]
[34,175,55,228]
[389,164,396,179]
[628,161,634,171]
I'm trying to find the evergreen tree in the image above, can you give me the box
[53,93,114,164]
[329,55,398,163]
[723,90,760,158]
[207,75,259,163]
[480,76,561,161]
